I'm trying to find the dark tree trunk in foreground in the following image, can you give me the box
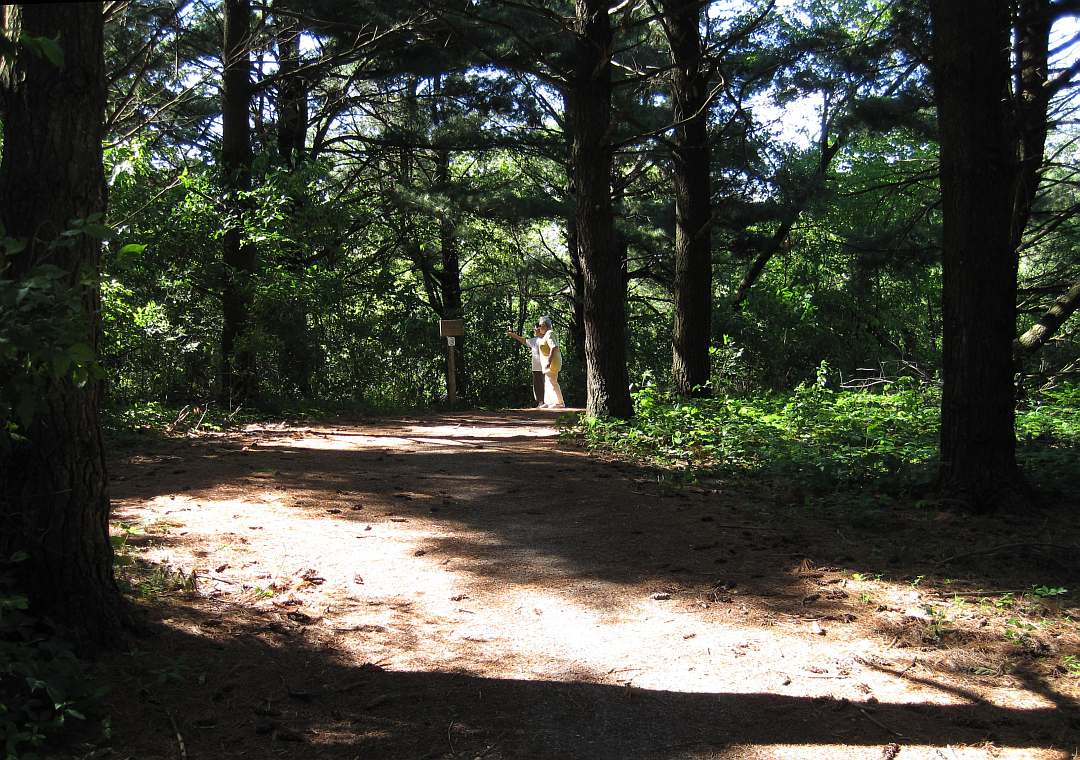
[931,0,1024,511]
[221,0,257,404]
[572,0,632,418]
[664,0,713,396]
[0,2,126,646]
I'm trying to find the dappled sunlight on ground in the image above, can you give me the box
[103,410,1079,759]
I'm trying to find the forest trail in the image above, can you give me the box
[103,411,1078,760]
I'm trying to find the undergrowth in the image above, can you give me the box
[0,554,106,760]
[573,375,1080,493]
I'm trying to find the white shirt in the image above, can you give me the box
[526,336,542,371]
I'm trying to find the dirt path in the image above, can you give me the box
[101,410,1079,759]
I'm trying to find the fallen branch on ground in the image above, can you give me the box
[936,542,1078,565]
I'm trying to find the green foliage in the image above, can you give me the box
[85,0,1077,421]
[1003,617,1039,647]
[576,377,1080,490]
[0,238,104,448]
[578,372,938,487]
[1031,585,1068,599]
[134,565,198,600]
[0,554,104,760]
[1062,654,1080,675]
[0,31,64,69]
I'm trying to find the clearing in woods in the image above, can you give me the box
[100,410,1079,759]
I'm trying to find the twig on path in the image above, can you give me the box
[190,404,210,435]
[936,542,1077,565]
[447,720,456,755]
[166,709,188,760]
[899,657,918,677]
[859,707,905,739]
[709,523,778,531]
[168,405,191,431]
[226,403,243,424]
[332,680,366,694]
[929,589,1026,597]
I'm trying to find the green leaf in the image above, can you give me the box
[20,33,64,69]
[68,343,96,364]
[115,242,146,266]
[81,223,113,240]
[2,237,26,256]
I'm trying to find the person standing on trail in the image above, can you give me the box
[507,322,545,407]
[535,316,564,408]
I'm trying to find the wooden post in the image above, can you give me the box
[439,319,464,406]
[446,336,457,405]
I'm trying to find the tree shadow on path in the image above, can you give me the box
[100,600,1076,760]
[103,410,1080,758]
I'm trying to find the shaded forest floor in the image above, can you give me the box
[82,410,1079,759]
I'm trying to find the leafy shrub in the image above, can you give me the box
[0,554,105,759]
[1,229,109,450]
[575,374,1080,490]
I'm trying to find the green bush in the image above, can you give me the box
[0,554,104,760]
[576,374,1080,491]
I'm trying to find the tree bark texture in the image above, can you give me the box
[571,0,632,418]
[664,0,713,396]
[433,76,468,401]
[931,0,1024,511]
[221,0,257,404]
[1015,279,1080,357]
[0,2,126,646]
[560,87,587,400]
[272,2,317,398]
[274,1,306,169]
[1011,0,1050,251]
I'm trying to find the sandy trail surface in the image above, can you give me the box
[101,410,1079,759]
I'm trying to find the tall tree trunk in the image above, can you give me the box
[561,87,587,400]
[664,0,713,396]
[433,75,468,400]
[1011,0,1050,252]
[931,0,1024,511]
[566,216,587,396]
[572,0,632,418]
[273,2,315,398]
[274,1,306,169]
[0,2,126,646]
[221,0,257,404]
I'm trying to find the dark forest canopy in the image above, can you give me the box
[1,0,1080,647]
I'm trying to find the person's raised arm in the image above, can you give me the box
[507,330,527,346]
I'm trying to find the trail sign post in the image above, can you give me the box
[439,319,464,404]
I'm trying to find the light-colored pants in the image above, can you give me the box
[543,370,564,407]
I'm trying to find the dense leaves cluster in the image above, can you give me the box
[577,377,1080,491]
